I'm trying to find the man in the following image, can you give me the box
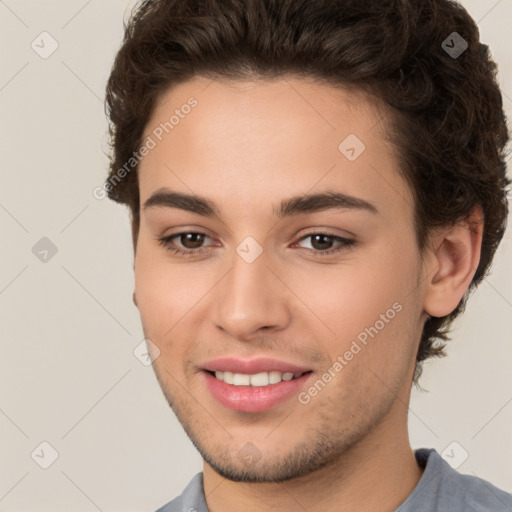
[104,0,511,510]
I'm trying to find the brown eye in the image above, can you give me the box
[296,233,356,257]
[179,232,206,249]
[309,234,335,251]
[157,231,214,256]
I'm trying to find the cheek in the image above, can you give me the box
[134,240,231,354]
[285,243,420,368]
[134,242,200,335]
[288,256,409,334]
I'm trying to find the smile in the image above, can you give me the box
[210,370,305,386]
[202,362,313,412]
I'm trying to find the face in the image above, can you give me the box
[134,76,428,482]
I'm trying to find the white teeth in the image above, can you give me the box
[233,373,251,386]
[249,372,269,386]
[268,371,282,384]
[212,370,302,386]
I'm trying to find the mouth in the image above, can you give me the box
[201,358,314,413]
[206,370,307,386]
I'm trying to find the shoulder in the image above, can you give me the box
[155,473,207,512]
[439,462,512,511]
[400,449,512,512]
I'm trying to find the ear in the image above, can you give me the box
[132,291,138,308]
[422,206,484,318]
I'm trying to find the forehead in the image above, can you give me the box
[138,76,413,220]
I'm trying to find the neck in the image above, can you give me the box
[203,412,424,512]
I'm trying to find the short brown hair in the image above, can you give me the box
[104,0,510,381]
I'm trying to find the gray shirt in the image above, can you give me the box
[155,448,512,511]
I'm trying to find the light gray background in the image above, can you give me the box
[0,1,511,511]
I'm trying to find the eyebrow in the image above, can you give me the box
[142,188,378,218]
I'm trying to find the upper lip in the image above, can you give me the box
[202,357,311,375]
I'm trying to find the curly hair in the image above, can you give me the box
[104,0,510,382]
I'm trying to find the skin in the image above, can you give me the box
[133,76,482,512]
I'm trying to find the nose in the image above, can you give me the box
[212,251,291,341]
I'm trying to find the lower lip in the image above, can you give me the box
[203,371,312,413]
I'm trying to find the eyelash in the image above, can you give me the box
[157,231,356,258]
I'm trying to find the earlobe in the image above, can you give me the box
[423,206,483,318]
[133,291,138,308]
